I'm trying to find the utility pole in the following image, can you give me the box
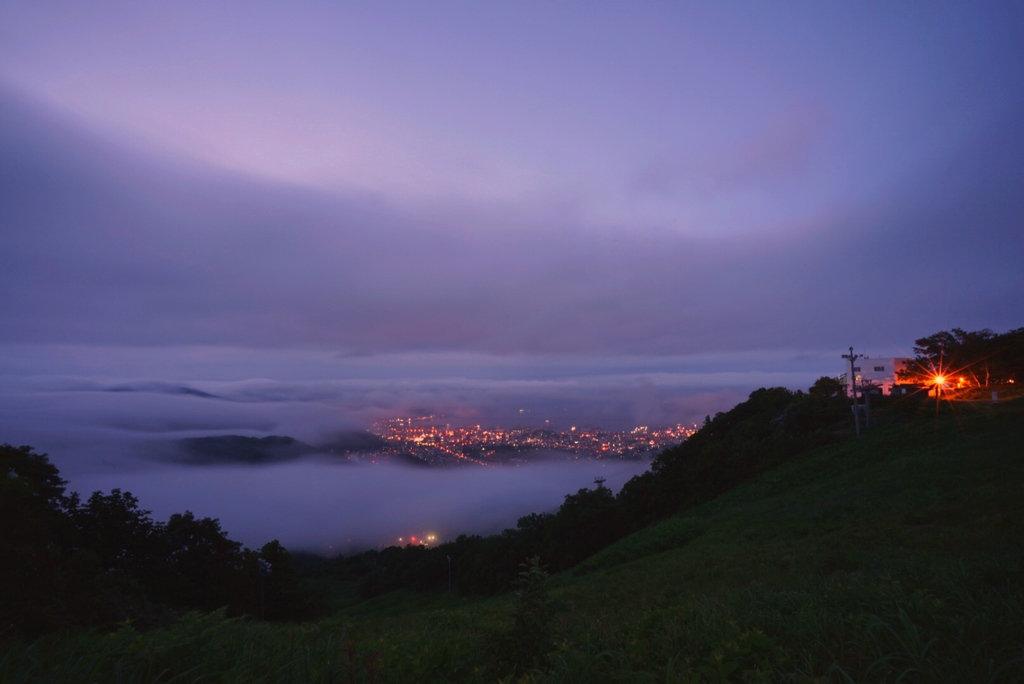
[842,347,863,436]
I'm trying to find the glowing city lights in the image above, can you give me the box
[368,416,695,467]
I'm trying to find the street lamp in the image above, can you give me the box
[932,374,947,409]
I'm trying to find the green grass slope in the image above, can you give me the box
[540,397,1023,681]
[3,399,1022,682]
[575,396,1022,584]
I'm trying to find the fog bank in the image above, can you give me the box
[68,458,650,554]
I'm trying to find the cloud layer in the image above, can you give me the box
[2,85,1021,358]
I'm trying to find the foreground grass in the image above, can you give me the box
[3,398,1022,682]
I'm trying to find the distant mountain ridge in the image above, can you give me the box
[169,432,387,466]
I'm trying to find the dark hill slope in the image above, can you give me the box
[575,396,1023,579]
[3,398,1021,682]
[329,396,1024,682]
[540,397,1024,681]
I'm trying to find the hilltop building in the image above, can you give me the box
[839,357,913,396]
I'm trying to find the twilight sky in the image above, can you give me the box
[1,3,1022,548]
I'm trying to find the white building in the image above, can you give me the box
[840,357,913,396]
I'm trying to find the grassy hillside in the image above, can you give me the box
[541,397,1023,681]
[3,397,1022,682]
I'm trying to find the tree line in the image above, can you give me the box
[0,445,314,637]
[900,326,1024,388]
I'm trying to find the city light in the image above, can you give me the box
[368,416,696,467]
[395,533,439,547]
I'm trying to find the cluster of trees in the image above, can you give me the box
[325,383,852,598]
[900,327,1024,388]
[0,445,312,637]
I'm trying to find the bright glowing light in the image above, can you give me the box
[933,375,946,386]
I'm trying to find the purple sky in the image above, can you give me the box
[2,3,1022,549]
